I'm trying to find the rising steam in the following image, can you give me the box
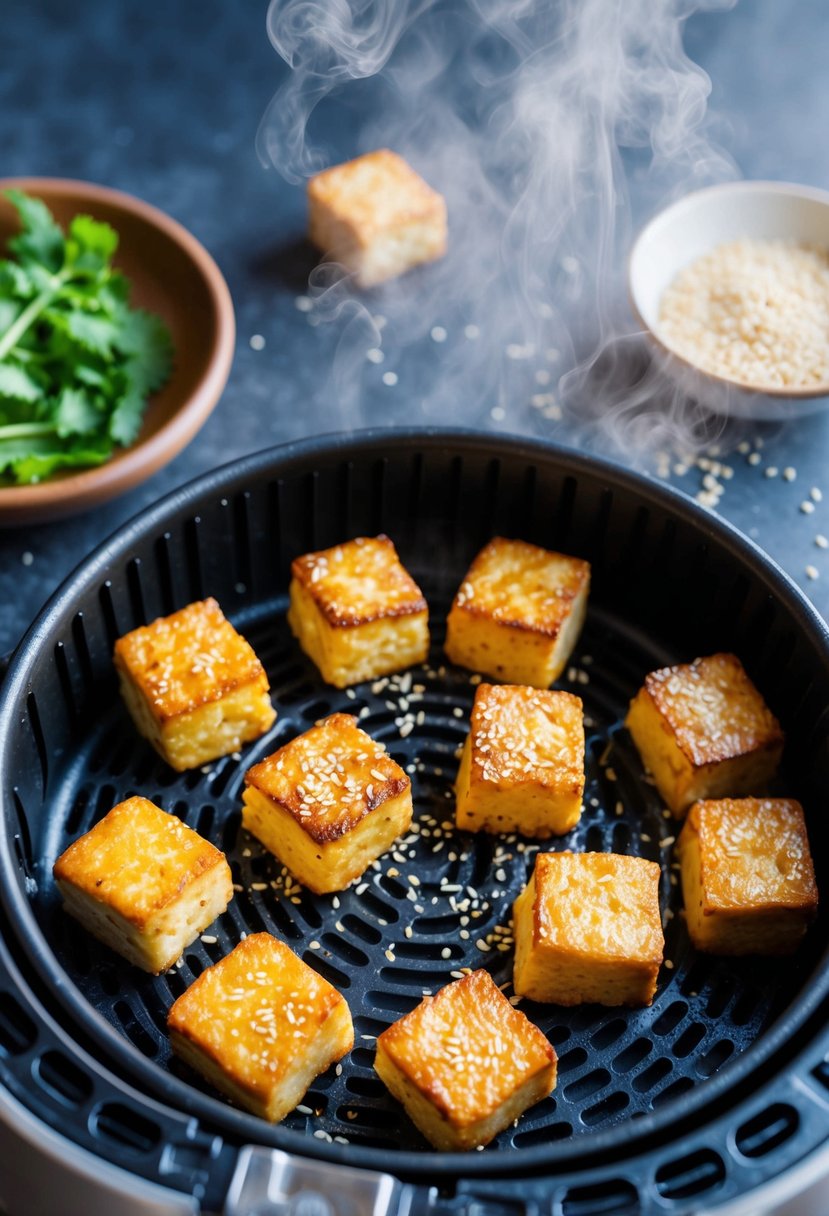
[257,0,739,458]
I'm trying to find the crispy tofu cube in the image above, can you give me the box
[168,933,353,1122]
[287,534,429,689]
[307,149,447,288]
[445,537,590,688]
[374,969,556,1151]
[455,684,584,837]
[114,597,276,772]
[242,713,412,894]
[678,798,818,955]
[625,653,784,819]
[53,797,233,974]
[513,852,664,1007]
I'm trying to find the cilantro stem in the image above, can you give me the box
[0,286,59,361]
[0,421,57,440]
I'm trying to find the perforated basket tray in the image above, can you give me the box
[0,429,827,1216]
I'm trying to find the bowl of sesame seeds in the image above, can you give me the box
[629,180,829,420]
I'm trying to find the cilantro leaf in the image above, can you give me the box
[108,384,147,445]
[0,434,112,485]
[0,361,41,402]
[115,309,174,393]
[54,387,102,437]
[0,259,35,300]
[4,190,65,274]
[66,214,119,273]
[64,309,121,358]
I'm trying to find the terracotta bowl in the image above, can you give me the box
[0,178,235,524]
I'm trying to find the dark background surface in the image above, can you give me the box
[3,0,829,653]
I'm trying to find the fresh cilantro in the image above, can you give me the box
[0,190,174,485]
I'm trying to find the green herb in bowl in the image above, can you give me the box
[0,190,173,484]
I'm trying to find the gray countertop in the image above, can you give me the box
[3,0,829,653]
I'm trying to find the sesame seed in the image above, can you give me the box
[21,551,34,567]
[801,501,816,514]
[295,295,313,312]
[783,466,797,481]
[464,324,480,339]
[811,487,823,502]
[748,452,762,466]
[366,347,384,363]
[249,333,265,350]
[382,371,398,386]
[309,940,321,950]
[430,326,447,343]
[806,565,820,580]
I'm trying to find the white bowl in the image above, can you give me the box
[629,180,829,421]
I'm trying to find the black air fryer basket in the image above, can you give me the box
[0,429,828,1216]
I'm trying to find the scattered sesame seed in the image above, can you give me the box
[249,333,265,350]
[816,535,829,549]
[382,371,398,386]
[664,959,675,970]
[295,295,313,312]
[441,947,452,959]
[748,453,762,466]
[21,551,34,566]
[801,501,816,514]
[806,565,820,580]
[783,466,797,481]
[430,326,447,343]
[366,347,384,364]
[490,406,506,421]
[811,487,823,502]
[309,940,321,950]
[200,934,217,945]
[764,466,778,479]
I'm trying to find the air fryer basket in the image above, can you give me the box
[0,429,828,1216]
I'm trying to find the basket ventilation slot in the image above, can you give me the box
[92,1101,161,1154]
[654,1148,725,1200]
[735,1103,799,1159]
[561,1178,639,1216]
[0,991,37,1056]
[34,1049,93,1108]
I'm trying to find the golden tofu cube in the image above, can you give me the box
[242,713,412,894]
[625,653,784,819]
[445,537,590,687]
[307,149,447,288]
[53,797,233,974]
[455,684,584,837]
[168,933,354,1122]
[513,852,664,1007]
[678,798,818,955]
[287,534,429,689]
[374,969,556,1151]
[114,597,276,772]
